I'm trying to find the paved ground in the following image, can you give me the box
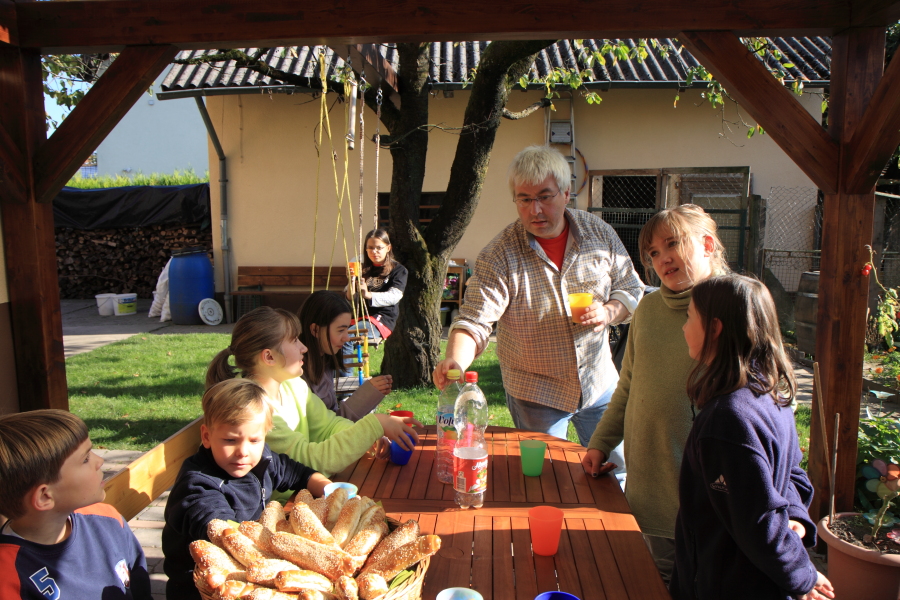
[62,298,234,358]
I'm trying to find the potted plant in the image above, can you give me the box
[818,427,900,599]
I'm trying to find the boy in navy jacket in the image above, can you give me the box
[0,410,151,600]
[163,378,331,600]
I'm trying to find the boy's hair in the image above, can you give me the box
[205,306,302,390]
[686,274,796,410]
[638,204,729,278]
[298,290,352,386]
[202,379,274,431]
[0,410,89,520]
[507,145,572,197]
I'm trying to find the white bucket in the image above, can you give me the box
[113,293,137,316]
[95,293,116,316]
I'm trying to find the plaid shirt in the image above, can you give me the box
[451,208,644,414]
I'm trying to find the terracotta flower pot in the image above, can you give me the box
[817,512,900,600]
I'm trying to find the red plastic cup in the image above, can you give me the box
[529,506,565,556]
[391,410,414,418]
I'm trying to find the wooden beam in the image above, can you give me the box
[16,0,850,53]
[0,46,68,411]
[356,44,399,94]
[808,27,886,523]
[844,39,900,192]
[0,122,27,204]
[0,0,17,46]
[851,0,900,27]
[32,45,177,204]
[679,31,840,194]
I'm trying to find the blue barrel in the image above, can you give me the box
[169,247,214,325]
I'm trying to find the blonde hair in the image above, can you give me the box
[206,307,302,390]
[638,204,729,277]
[202,379,273,431]
[507,145,572,197]
[0,410,89,520]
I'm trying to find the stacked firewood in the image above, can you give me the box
[55,225,213,299]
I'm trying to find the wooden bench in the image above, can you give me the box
[103,418,202,521]
[232,266,350,316]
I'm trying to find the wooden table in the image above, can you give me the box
[331,426,671,600]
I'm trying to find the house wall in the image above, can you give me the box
[204,87,821,292]
[95,71,209,178]
[0,225,20,414]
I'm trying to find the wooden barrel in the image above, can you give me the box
[794,271,819,355]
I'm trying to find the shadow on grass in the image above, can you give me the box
[84,417,201,449]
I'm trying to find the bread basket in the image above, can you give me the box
[194,517,430,600]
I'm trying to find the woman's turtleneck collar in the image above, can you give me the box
[660,283,693,311]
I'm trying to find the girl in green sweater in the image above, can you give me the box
[205,307,420,498]
[582,204,728,584]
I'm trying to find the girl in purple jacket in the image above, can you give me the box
[671,274,833,600]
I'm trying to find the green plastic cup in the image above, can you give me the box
[520,440,547,477]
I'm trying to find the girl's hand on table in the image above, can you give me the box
[370,375,392,395]
[375,414,422,450]
[582,448,617,478]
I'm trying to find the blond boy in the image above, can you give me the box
[163,379,330,600]
[0,410,151,599]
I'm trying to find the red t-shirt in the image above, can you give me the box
[535,220,570,271]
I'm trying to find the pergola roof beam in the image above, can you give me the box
[14,0,853,53]
[679,31,840,195]
[32,45,178,204]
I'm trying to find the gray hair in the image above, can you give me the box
[507,145,572,197]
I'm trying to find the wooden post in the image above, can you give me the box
[0,46,68,411]
[807,27,886,521]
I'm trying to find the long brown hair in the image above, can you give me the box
[361,228,396,278]
[686,274,795,410]
[205,306,302,390]
[298,290,352,385]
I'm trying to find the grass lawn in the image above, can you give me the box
[67,334,229,450]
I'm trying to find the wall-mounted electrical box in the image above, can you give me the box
[549,121,573,144]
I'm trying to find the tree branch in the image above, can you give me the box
[502,97,552,120]
[173,48,321,90]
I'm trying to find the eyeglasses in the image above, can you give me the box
[514,190,561,207]
[367,245,389,252]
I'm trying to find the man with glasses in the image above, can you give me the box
[433,145,643,475]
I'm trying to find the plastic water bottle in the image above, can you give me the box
[436,369,462,484]
[453,371,489,509]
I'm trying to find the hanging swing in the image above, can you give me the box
[309,49,379,387]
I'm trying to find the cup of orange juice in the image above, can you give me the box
[568,293,593,324]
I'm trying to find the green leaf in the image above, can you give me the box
[388,570,414,590]
[747,128,755,139]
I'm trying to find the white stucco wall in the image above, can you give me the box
[203,86,822,292]
[94,70,209,177]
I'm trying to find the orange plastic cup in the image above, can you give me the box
[348,261,361,277]
[568,293,593,324]
[528,505,565,555]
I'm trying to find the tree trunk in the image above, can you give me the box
[380,40,555,387]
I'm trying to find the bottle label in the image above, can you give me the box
[453,447,488,493]
[437,411,457,439]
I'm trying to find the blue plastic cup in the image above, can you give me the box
[390,432,416,465]
[534,593,581,600]
[323,482,358,499]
